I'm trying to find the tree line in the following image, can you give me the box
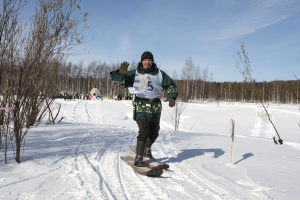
[40,58,299,105]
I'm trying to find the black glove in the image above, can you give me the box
[119,61,130,74]
[164,98,175,107]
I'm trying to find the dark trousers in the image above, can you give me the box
[136,118,160,143]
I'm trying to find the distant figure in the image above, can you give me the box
[118,94,122,101]
[64,94,72,100]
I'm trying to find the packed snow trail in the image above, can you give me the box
[1,99,299,199]
[66,100,272,199]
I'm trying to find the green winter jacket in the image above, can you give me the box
[110,63,178,122]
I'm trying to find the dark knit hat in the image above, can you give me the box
[141,51,154,62]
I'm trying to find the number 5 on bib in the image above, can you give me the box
[148,81,153,91]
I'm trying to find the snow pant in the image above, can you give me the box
[136,117,160,143]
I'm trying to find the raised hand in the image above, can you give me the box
[119,61,130,74]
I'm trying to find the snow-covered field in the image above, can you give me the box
[0,99,300,200]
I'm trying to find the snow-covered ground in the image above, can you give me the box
[0,99,300,199]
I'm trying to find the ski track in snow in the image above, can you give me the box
[71,100,123,199]
[70,100,222,199]
[3,100,299,199]
[69,100,173,200]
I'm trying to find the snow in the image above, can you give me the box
[0,99,300,199]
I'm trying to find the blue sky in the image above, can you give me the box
[18,0,300,82]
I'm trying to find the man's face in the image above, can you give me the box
[142,59,153,69]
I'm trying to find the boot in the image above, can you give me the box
[143,137,153,159]
[134,140,146,167]
[134,155,145,167]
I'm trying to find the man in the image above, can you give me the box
[110,51,178,167]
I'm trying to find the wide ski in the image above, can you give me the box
[120,156,163,177]
[129,145,169,169]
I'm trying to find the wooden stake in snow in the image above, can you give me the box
[230,119,235,165]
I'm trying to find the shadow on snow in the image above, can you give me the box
[234,153,254,165]
[157,148,225,164]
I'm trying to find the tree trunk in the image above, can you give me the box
[297,86,298,105]
[14,102,21,163]
[0,110,4,125]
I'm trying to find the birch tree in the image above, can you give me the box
[181,57,195,102]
